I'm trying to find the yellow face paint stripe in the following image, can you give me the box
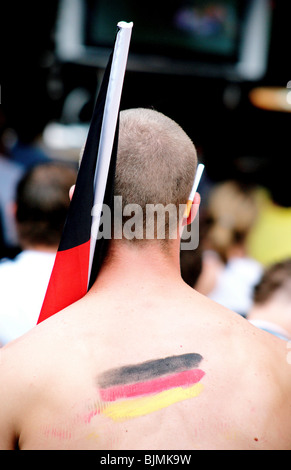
[102,383,204,422]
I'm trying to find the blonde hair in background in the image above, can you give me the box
[205,180,258,262]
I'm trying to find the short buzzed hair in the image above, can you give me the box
[114,108,197,242]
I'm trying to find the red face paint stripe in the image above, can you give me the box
[99,369,205,402]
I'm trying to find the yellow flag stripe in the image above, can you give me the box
[102,383,204,422]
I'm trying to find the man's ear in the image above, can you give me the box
[182,192,201,226]
[69,185,75,201]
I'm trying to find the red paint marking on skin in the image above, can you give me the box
[43,426,73,441]
[99,369,205,402]
[83,408,100,424]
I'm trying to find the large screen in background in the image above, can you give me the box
[56,0,272,80]
[86,0,241,60]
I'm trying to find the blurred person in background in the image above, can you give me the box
[195,180,263,317]
[0,162,77,346]
[0,109,25,259]
[247,258,291,341]
[0,154,24,259]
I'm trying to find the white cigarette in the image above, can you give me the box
[189,163,205,202]
[184,163,205,218]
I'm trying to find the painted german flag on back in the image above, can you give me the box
[96,353,205,421]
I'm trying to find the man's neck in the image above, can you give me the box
[89,240,183,296]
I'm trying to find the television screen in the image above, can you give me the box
[56,0,272,80]
[86,0,241,61]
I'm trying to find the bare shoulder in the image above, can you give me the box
[239,328,291,447]
[0,331,42,450]
[0,308,93,450]
[199,290,291,380]
[184,292,291,448]
[0,322,55,402]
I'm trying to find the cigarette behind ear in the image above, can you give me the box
[185,164,204,218]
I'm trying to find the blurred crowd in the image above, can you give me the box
[0,120,77,346]
[1,114,291,347]
[181,176,291,342]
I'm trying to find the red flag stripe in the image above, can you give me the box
[99,369,205,402]
[37,240,90,324]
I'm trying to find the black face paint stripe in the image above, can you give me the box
[98,353,203,388]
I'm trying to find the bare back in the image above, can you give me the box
[1,281,291,451]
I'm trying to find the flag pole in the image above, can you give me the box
[88,21,133,287]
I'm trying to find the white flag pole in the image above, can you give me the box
[88,21,133,286]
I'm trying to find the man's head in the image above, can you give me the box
[16,163,77,249]
[248,258,291,336]
[113,108,198,243]
[253,259,291,305]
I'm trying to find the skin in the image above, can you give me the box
[1,194,291,450]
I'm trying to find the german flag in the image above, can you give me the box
[37,23,133,324]
[97,353,205,422]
